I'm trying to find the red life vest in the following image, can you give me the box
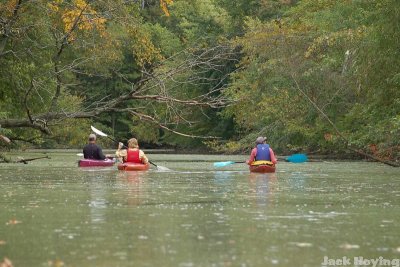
[125,149,141,163]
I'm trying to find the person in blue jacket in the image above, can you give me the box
[247,136,278,165]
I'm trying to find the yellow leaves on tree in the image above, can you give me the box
[304,27,366,59]
[0,0,18,19]
[160,0,173,16]
[48,0,107,41]
[129,27,162,67]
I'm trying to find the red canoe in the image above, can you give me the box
[249,160,276,173]
[117,162,150,171]
[78,158,115,167]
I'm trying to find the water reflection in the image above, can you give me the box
[213,171,234,198]
[115,171,148,206]
[88,175,108,224]
[247,172,278,207]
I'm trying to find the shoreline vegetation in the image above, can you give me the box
[0,1,399,166]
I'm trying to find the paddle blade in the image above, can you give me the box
[287,153,308,163]
[213,161,235,168]
[157,166,172,172]
[0,135,11,143]
[90,125,108,137]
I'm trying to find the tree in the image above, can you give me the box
[220,0,400,161]
[0,0,237,147]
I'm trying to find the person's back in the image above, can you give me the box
[115,138,148,164]
[247,136,277,165]
[83,134,105,160]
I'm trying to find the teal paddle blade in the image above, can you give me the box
[286,154,308,163]
[213,161,235,167]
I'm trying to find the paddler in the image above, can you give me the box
[83,133,106,160]
[246,136,278,165]
[115,138,149,164]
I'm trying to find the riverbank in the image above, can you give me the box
[1,148,395,164]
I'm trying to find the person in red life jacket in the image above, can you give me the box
[115,138,149,164]
[246,136,278,165]
[83,133,106,160]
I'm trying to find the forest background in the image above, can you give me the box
[0,0,399,161]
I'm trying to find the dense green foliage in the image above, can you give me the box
[1,0,399,160]
[220,0,399,160]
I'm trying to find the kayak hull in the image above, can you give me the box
[249,160,276,173]
[117,162,150,171]
[78,158,114,167]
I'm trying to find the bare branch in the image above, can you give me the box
[49,2,90,112]
[129,110,220,139]
[0,0,23,56]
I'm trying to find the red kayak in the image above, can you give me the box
[117,162,150,171]
[249,160,276,173]
[78,158,114,167]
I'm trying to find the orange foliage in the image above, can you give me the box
[48,0,107,41]
[128,27,162,67]
[324,133,333,141]
[160,0,173,16]
[0,0,18,18]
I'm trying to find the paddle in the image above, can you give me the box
[0,135,11,144]
[214,153,308,167]
[286,153,308,163]
[90,125,169,171]
[213,161,245,168]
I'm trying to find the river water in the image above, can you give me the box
[0,152,399,267]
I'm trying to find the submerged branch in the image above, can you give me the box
[0,154,50,164]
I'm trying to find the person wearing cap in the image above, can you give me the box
[246,136,278,165]
[115,138,149,164]
[83,133,106,160]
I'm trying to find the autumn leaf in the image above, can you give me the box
[6,219,21,225]
[49,0,107,42]
[47,259,65,267]
[160,0,173,16]
[0,257,13,267]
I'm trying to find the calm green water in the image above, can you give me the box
[0,152,399,267]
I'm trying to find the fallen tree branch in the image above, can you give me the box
[15,155,51,164]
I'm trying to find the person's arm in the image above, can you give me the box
[139,150,149,164]
[82,145,88,159]
[269,148,277,164]
[115,142,127,162]
[246,148,257,165]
